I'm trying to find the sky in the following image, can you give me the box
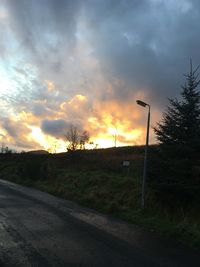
[0,0,200,152]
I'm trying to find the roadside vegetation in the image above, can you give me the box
[0,146,199,249]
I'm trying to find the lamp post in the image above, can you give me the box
[136,100,150,209]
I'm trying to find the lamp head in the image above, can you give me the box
[136,100,147,107]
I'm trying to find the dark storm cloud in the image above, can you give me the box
[84,0,200,105]
[3,0,200,111]
[41,119,69,137]
[6,0,81,50]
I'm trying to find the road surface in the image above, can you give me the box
[0,179,199,267]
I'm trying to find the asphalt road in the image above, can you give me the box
[0,179,199,267]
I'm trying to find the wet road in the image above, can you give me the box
[0,179,199,267]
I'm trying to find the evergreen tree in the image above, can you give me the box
[154,62,200,157]
[151,62,200,206]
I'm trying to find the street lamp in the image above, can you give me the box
[136,100,151,209]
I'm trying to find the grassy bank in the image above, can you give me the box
[0,148,199,249]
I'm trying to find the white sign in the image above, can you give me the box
[123,161,130,167]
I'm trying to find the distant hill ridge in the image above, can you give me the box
[27,150,49,155]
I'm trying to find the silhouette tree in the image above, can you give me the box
[65,125,90,151]
[65,125,80,151]
[0,143,13,154]
[152,61,200,205]
[79,130,90,150]
[154,61,200,156]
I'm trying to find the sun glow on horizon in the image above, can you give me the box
[27,123,145,153]
[27,97,147,152]
[28,126,66,153]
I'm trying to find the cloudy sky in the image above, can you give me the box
[0,0,200,152]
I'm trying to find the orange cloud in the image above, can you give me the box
[84,99,147,147]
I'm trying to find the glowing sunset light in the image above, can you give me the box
[28,126,65,153]
[28,127,48,148]
[88,117,103,129]
[0,129,7,141]
[93,138,117,149]
[107,127,143,145]
[107,127,118,136]
[0,1,198,152]
[68,95,86,106]
[75,95,87,101]
[92,136,132,149]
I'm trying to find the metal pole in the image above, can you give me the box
[141,105,150,209]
